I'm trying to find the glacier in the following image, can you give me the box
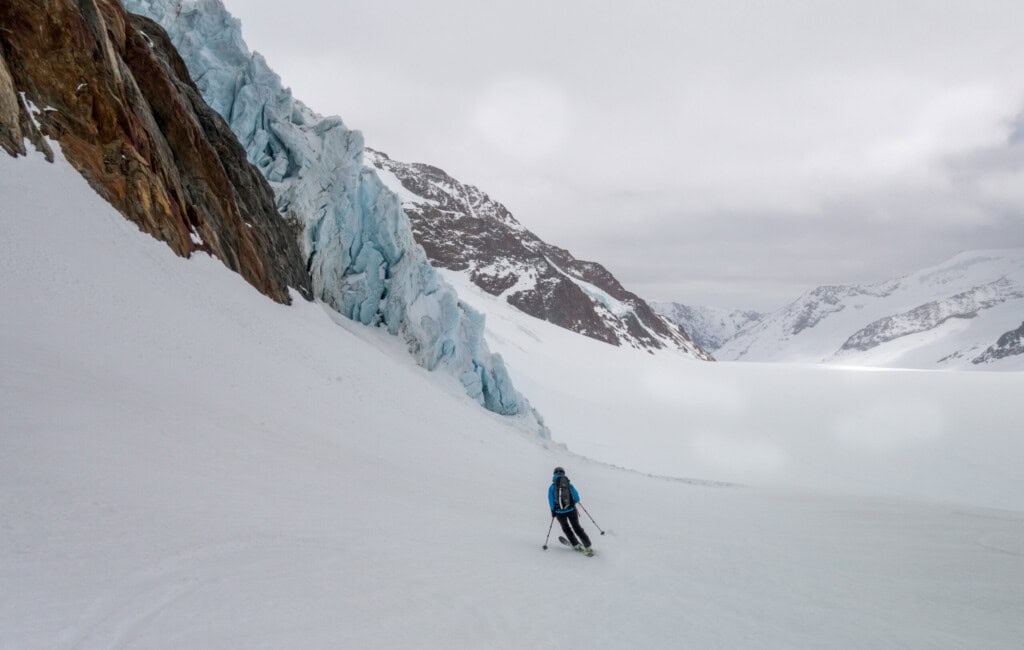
[123,0,545,432]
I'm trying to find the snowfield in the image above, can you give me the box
[2,148,1023,648]
[444,271,1024,512]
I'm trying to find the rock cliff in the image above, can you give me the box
[0,0,311,304]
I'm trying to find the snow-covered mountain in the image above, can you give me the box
[651,302,765,352]
[715,249,1024,369]
[365,148,710,359]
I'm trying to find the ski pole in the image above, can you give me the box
[578,503,605,535]
[542,516,555,550]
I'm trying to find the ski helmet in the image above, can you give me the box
[553,466,565,475]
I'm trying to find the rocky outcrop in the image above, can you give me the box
[0,0,311,304]
[973,322,1024,364]
[366,149,711,359]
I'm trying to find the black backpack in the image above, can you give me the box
[555,475,575,511]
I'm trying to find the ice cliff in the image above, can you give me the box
[123,0,545,432]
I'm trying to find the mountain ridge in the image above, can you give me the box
[709,248,1024,369]
[365,147,711,359]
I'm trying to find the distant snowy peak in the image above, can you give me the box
[366,148,711,359]
[786,283,898,336]
[651,302,765,352]
[716,249,1024,370]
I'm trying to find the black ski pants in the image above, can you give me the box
[556,510,592,548]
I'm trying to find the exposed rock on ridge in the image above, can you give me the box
[972,321,1024,364]
[841,277,1023,353]
[0,0,311,304]
[366,149,712,359]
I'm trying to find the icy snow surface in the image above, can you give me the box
[122,0,541,427]
[3,137,1024,648]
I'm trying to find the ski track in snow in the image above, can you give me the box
[67,538,350,649]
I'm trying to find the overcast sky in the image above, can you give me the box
[222,0,1024,310]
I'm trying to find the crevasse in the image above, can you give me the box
[123,0,546,433]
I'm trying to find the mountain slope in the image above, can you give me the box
[3,136,1023,650]
[122,0,542,425]
[651,302,765,351]
[715,250,1024,369]
[366,148,710,359]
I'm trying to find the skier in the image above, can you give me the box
[548,466,593,556]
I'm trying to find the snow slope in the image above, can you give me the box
[715,250,1024,369]
[3,148,1024,646]
[444,270,1024,512]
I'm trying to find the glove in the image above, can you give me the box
[550,510,556,518]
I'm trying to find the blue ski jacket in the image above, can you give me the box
[549,471,580,514]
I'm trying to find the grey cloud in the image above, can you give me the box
[219,0,1024,311]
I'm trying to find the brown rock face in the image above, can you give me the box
[366,148,712,359]
[0,0,311,304]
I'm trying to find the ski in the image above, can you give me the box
[558,536,594,556]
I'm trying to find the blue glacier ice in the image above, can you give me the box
[124,0,546,433]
